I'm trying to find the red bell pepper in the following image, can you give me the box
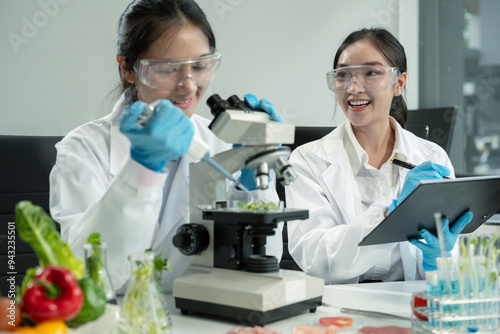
[23,265,84,322]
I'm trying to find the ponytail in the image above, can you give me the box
[390,95,407,129]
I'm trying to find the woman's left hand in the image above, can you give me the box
[409,211,473,271]
[244,93,282,122]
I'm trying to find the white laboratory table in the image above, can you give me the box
[166,280,426,334]
[0,279,423,334]
[0,281,423,334]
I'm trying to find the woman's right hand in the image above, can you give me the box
[388,161,450,214]
[120,99,194,172]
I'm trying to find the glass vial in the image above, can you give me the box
[84,242,117,304]
[426,270,439,327]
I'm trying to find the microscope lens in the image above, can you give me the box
[227,95,252,112]
[207,94,231,116]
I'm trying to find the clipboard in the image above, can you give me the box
[358,175,500,246]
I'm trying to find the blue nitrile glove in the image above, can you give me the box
[238,168,257,191]
[244,93,283,122]
[409,211,473,271]
[388,161,451,214]
[231,143,256,190]
[231,142,258,191]
[120,99,194,172]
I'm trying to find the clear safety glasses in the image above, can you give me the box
[134,51,222,91]
[326,65,401,93]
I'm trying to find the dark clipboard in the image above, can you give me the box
[358,175,500,246]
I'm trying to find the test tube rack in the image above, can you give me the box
[411,291,500,333]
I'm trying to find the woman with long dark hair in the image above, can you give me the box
[50,0,282,293]
[286,28,472,283]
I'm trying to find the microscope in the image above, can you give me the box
[172,95,324,326]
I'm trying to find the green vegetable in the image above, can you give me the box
[86,233,104,290]
[153,254,171,274]
[149,250,171,291]
[15,201,85,293]
[20,267,37,298]
[84,232,116,305]
[237,199,278,211]
[67,277,107,328]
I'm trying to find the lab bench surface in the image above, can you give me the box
[166,280,425,333]
[0,280,425,333]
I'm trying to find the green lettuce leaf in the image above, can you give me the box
[86,232,104,291]
[15,200,85,279]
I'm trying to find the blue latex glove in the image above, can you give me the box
[235,94,283,191]
[120,99,194,172]
[409,211,473,271]
[238,168,257,191]
[388,161,451,214]
[244,93,283,122]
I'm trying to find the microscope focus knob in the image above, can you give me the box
[172,223,209,255]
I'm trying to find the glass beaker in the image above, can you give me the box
[116,252,172,334]
[84,242,117,304]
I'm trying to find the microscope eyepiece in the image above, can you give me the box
[227,95,252,112]
[226,95,242,107]
[207,94,232,117]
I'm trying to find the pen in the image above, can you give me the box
[390,157,450,179]
[390,157,416,170]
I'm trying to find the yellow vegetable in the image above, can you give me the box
[14,320,67,334]
[13,328,38,334]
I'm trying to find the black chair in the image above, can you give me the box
[279,127,335,271]
[277,126,336,203]
[407,107,456,153]
[0,135,63,295]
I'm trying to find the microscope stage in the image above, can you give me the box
[173,266,324,326]
[202,208,309,225]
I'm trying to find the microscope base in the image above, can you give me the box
[175,296,322,326]
[173,266,324,326]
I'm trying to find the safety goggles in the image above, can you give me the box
[134,51,222,91]
[326,65,400,93]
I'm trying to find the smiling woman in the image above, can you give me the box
[332,30,408,133]
[47,0,283,296]
[285,27,473,285]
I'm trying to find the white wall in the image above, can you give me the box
[0,0,418,136]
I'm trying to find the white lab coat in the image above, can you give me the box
[286,119,454,284]
[50,92,282,293]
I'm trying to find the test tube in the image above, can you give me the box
[426,270,439,327]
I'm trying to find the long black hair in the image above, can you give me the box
[117,0,216,102]
[333,28,408,128]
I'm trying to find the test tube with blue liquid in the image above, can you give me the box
[437,257,461,328]
[425,270,439,327]
[419,234,500,333]
[478,234,500,331]
[433,212,459,328]
[459,234,482,332]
